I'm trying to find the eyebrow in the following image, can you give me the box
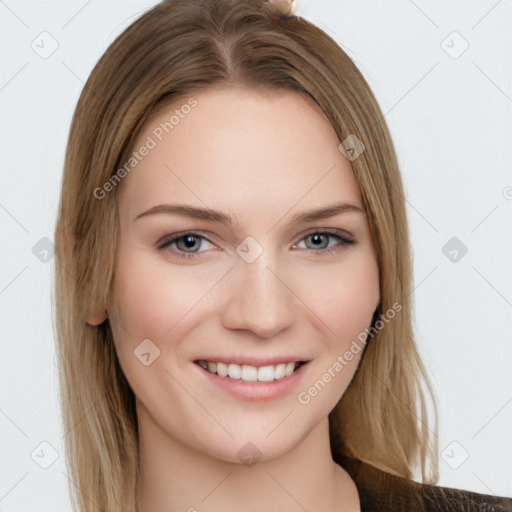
[133,201,364,226]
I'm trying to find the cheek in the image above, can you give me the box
[300,250,380,341]
[110,247,229,379]
[114,265,170,337]
[293,254,379,410]
[112,249,208,339]
[109,252,177,380]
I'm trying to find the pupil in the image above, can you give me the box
[182,236,198,250]
[310,234,326,248]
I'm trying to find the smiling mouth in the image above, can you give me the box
[194,360,307,383]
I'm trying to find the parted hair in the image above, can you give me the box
[53,1,439,510]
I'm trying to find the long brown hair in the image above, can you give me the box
[53,1,439,510]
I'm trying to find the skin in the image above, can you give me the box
[87,86,380,512]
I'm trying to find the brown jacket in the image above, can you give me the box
[338,454,512,511]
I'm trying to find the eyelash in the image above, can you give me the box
[155,229,355,260]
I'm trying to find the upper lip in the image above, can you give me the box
[194,356,310,366]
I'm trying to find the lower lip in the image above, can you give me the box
[195,362,310,402]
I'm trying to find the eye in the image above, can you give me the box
[293,229,355,255]
[156,232,215,259]
[156,229,355,260]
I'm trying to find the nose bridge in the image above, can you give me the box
[220,241,295,338]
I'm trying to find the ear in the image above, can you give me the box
[85,305,107,326]
[59,226,107,326]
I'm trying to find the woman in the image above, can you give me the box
[53,0,512,510]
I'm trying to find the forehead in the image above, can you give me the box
[118,87,362,222]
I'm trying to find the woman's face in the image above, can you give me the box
[109,86,380,463]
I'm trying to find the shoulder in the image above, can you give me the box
[337,454,512,512]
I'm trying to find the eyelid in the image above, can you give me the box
[155,230,218,251]
[155,228,355,258]
[294,227,354,244]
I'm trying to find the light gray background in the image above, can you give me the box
[1,1,511,510]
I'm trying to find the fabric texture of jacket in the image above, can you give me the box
[338,453,512,511]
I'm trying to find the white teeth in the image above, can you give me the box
[258,365,274,382]
[197,360,303,382]
[216,361,228,377]
[274,363,286,379]
[228,363,241,379]
[285,362,296,376]
[241,365,258,382]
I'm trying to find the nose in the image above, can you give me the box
[219,249,296,339]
